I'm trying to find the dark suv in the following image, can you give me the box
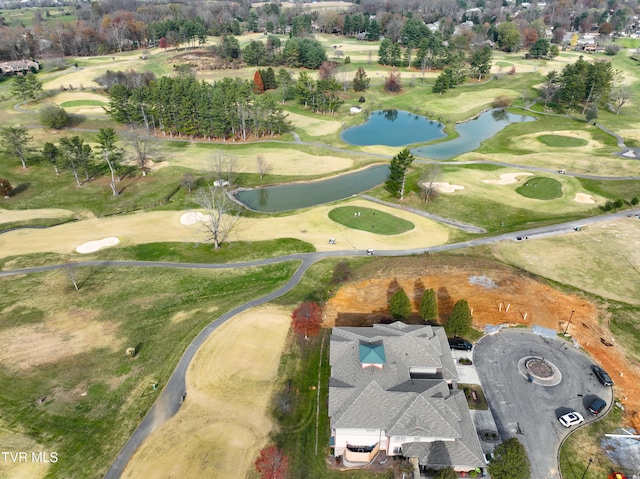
[448,337,473,351]
[592,365,614,386]
[588,397,607,415]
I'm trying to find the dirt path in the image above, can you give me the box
[324,260,640,430]
[120,305,291,479]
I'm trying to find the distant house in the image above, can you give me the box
[0,60,39,75]
[329,322,485,475]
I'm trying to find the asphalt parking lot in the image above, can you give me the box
[473,329,615,479]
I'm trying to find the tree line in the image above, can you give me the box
[106,74,290,140]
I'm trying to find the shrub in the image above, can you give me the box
[39,103,68,129]
[493,95,513,108]
[0,177,13,197]
[125,347,136,357]
[631,197,638,205]
[358,96,366,103]
[605,44,620,56]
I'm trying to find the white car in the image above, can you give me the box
[558,411,584,427]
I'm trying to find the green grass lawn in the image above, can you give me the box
[0,262,299,479]
[60,100,107,107]
[537,134,589,147]
[515,177,563,200]
[328,206,414,235]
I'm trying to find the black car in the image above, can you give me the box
[448,337,473,351]
[588,397,607,415]
[592,365,614,386]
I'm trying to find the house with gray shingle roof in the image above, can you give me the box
[329,322,484,474]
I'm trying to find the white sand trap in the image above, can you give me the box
[430,182,465,193]
[76,237,120,253]
[574,193,596,204]
[180,212,211,225]
[483,172,534,185]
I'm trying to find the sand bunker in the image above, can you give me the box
[180,212,211,225]
[430,182,465,193]
[75,237,120,253]
[483,172,534,185]
[574,193,596,204]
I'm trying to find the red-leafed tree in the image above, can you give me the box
[291,301,322,339]
[254,70,265,94]
[159,37,168,50]
[255,445,289,479]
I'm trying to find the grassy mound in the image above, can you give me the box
[515,177,563,200]
[537,134,588,147]
[328,206,414,235]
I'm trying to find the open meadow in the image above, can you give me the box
[1,24,640,479]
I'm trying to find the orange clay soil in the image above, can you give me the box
[323,258,640,430]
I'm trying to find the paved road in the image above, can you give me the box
[474,330,614,479]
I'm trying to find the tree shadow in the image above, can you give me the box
[413,279,425,309]
[386,278,401,303]
[437,286,454,321]
[10,183,29,196]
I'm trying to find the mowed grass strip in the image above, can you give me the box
[60,100,106,107]
[328,206,414,235]
[537,134,589,147]
[515,177,563,200]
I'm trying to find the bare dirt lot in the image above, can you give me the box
[323,256,640,430]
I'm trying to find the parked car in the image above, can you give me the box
[592,365,614,386]
[588,397,607,415]
[558,411,584,427]
[448,337,473,351]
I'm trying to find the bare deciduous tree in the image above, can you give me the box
[256,154,269,180]
[193,184,241,249]
[126,129,153,176]
[211,151,237,185]
[420,164,441,203]
[181,173,196,193]
[63,262,79,290]
[610,86,631,114]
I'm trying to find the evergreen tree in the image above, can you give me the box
[389,43,402,67]
[385,148,414,199]
[0,126,32,169]
[352,67,370,92]
[367,19,380,40]
[58,136,92,187]
[42,142,60,175]
[10,75,30,102]
[243,40,267,66]
[378,38,392,65]
[263,67,277,90]
[277,68,294,103]
[419,288,438,322]
[469,45,493,80]
[343,15,352,35]
[445,299,473,337]
[24,73,43,101]
[389,288,411,320]
[96,128,123,196]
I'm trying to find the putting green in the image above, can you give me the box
[537,135,589,148]
[328,206,414,235]
[515,177,563,200]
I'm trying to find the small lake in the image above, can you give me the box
[234,165,390,213]
[341,110,446,147]
[235,109,536,212]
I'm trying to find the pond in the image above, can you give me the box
[411,109,536,159]
[341,110,446,147]
[234,165,390,213]
[234,109,536,212]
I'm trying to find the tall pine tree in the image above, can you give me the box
[385,148,415,199]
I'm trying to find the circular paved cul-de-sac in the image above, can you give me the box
[518,356,562,386]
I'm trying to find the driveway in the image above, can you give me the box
[474,329,615,479]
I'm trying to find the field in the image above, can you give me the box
[120,305,291,479]
[1,23,640,479]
